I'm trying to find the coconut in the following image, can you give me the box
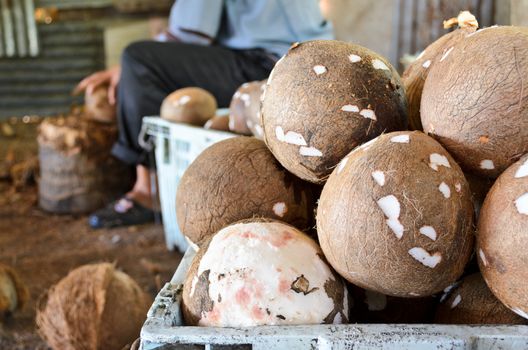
[36,263,152,350]
[176,137,314,246]
[160,87,217,126]
[421,26,528,178]
[435,273,526,324]
[477,154,528,320]
[261,40,407,184]
[84,84,116,123]
[203,114,230,132]
[0,264,29,317]
[317,131,474,297]
[465,172,494,220]
[402,11,478,130]
[228,80,266,137]
[182,220,349,326]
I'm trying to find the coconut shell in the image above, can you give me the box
[160,87,217,126]
[261,40,407,184]
[203,114,230,132]
[84,85,116,123]
[0,264,29,317]
[421,26,528,178]
[317,131,474,297]
[182,220,349,327]
[228,80,266,137]
[477,154,528,320]
[465,172,494,220]
[435,273,526,324]
[36,263,152,350]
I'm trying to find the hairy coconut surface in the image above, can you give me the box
[435,273,526,324]
[36,263,152,350]
[317,131,474,297]
[203,114,230,132]
[421,26,528,178]
[228,80,266,137]
[176,137,314,246]
[261,40,407,184]
[0,264,29,317]
[84,85,116,123]
[182,220,348,327]
[477,154,528,320]
[402,12,477,131]
[160,87,217,126]
[465,172,494,220]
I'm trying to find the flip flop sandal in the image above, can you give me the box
[88,197,155,229]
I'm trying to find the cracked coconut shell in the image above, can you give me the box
[261,40,407,184]
[182,220,349,327]
[228,80,266,138]
[477,154,528,320]
[160,87,217,126]
[317,131,474,297]
[421,26,528,178]
[176,137,314,246]
[36,263,152,350]
[435,273,526,324]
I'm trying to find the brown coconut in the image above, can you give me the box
[182,220,349,327]
[228,80,266,137]
[0,264,29,318]
[435,273,526,324]
[477,154,528,320]
[402,11,478,130]
[176,137,314,246]
[317,131,474,297]
[261,40,407,184]
[421,26,528,178]
[36,263,152,350]
[84,84,116,123]
[203,114,230,132]
[160,87,217,126]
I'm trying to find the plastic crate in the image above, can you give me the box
[141,113,235,251]
[139,248,528,350]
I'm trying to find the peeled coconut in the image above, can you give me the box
[317,131,474,297]
[182,220,349,326]
[160,87,217,126]
[261,40,407,184]
[402,11,478,130]
[435,273,526,324]
[421,26,528,178]
[0,264,29,318]
[84,84,116,123]
[228,80,266,137]
[176,137,314,246]
[203,114,230,132]
[477,154,528,320]
[36,263,152,350]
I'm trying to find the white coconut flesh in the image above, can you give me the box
[188,222,348,327]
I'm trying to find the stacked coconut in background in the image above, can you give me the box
[171,11,528,326]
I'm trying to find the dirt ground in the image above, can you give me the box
[0,121,183,349]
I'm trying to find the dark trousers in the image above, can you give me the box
[111,41,276,166]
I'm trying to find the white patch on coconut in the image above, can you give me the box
[179,95,191,105]
[440,282,459,303]
[408,247,442,268]
[240,93,251,107]
[480,159,495,170]
[341,105,360,113]
[377,195,404,239]
[419,226,437,241]
[349,54,361,63]
[429,153,451,171]
[511,307,528,320]
[440,47,454,62]
[241,82,250,89]
[282,131,307,146]
[233,91,241,99]
[359,109,377,120]
[409,292,420,297]
[455,183,462,193]
[515,193,528,215]
[439,182,451,198]
[255,124,263,137]
[450,294,462,309]
[390,134,410,143]
[246,119,254,129]
[416,50,426,60]
[337,157,349,174]
[364,290,387,311]
[228,117,236,131]
[313,65,327,75]
[371,171,385,186]
[273,202,287,218]
[515,159,528,178]
[479,249,488,267]
[275,126,285,141]
[299,146,323,157]
[422,60,431,69]
[204,120,213,129]
[372,59,390,71]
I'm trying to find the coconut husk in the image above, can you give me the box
[36,263,152,350]
[0,264,29,317]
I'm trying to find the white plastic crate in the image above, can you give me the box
[141,113,235,251]
[139,248,528,350]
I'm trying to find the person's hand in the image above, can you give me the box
[73,65,121,105]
